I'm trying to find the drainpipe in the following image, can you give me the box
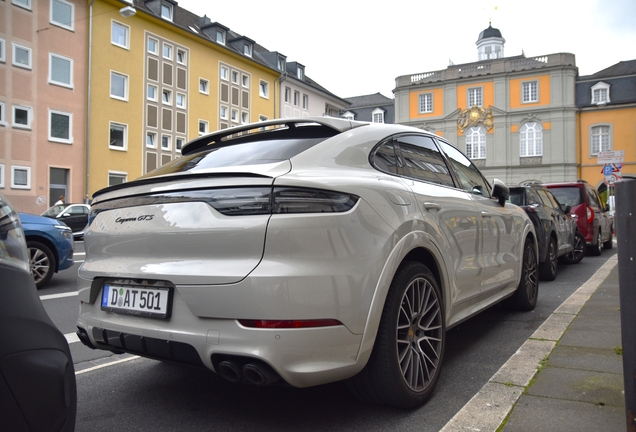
[84,0,96,204]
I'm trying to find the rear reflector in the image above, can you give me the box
[238,319,343,329]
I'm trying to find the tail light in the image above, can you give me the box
[587,206,594,224]
[238,319,343,329]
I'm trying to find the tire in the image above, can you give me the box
[509,238,539,311]
[559,232,586,264]
[27,241,55,289]
[539,237,558,281]
[603,231,613,250]
[346,262,445,409]
[589,230,602,256]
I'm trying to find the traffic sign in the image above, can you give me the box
[600,163,622,175]
[598,150,625,164]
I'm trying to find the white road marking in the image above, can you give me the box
[440,256,618,432]
[65,332,80,344]
[40,291,78,300]
[75,356,140,375]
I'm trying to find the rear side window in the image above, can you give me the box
[371,141,400,175]
[549,187,583,207]
[395,135,454,187]
[586,186,602,208]
[437,140,491,196]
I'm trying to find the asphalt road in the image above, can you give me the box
[38,241,618,431]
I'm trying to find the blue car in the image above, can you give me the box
[18,213,74,289]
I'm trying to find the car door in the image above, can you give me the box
[541,189,574,254]
[586,186,612,242]
[392,135,484,309]
[57,205,88,232]
[436,140,519,292]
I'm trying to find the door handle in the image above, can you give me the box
[424,202,441,211]
[481,211,491,216]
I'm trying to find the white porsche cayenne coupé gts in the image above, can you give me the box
[76,117,538,408]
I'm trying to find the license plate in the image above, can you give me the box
[101,284,172,319]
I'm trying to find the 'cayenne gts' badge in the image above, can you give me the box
[115,215,154,224]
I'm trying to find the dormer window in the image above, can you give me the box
[591,81,610,105]
[243,43,252,57]
[343,111,355,121]
[161,2,173,21]
[297,66,304,80]
[277,57,286,72]
[216,30,225,45]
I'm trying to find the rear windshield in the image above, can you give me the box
[141,137,327,179]
[548,187,584,207]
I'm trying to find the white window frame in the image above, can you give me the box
[160,2,173,21]
[12,43,32,70]
[12,105,32,129]
[342,111,354,121]
[216,30,225,45]
[146,131,156,148]
[176,49,186,65]
[293,91,300,106]
[199,78,209,95]
[303,94,308,110]
[519,122,543,157]
[522,81,539,103]
[468,87,482,107]
[590,124,612,156]
[220,105,228,120]
[241,112,249,124]
[175,137,184,153]
[111,20,130,49]
[591,81,611,105]
[50,0,74,31]
[48,53,73,88]
[161,134,171,150]
[109,122,127,151]
[0,101,6,126]
[284,87,290,103]
[147,37,158,55]
[108,171,128,187]
[0,164,4,188]
[176,93,185,109]
[231,108,238,123]
[11,166,31,190]
[163,43,172,60]
[162,89,172,105]
[0,39,5,63]
[220,66,229,81]
[198,120,208,135]
[110,71,128,101]
[48,109,73,144]
[12,0,31,11]
[242,74,249,88]
[243,43,252,57]
[465,126,486,159]
[147,84,157,101]
[259,80,269,99]
[231,70,239,84]
[371,108,384,124]
[419,93,433,113]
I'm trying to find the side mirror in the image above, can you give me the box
[491,179,509,206]
[561,204,572,214]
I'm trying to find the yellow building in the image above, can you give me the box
[86,0,280,198]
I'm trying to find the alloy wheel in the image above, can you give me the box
[29,247,51,285]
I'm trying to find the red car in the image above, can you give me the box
[545,180,613,255]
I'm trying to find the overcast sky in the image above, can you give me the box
[176,0,636,99]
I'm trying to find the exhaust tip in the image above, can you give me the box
[242,363,280,386]
[217,360,242,383]
[76,327,96,349]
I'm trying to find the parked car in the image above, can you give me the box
[546,180,613,256]
[41,203,90,238]
[19,212,74,289]
[0,193,77,431]
[76,117,538,408]
[508,182,583,281]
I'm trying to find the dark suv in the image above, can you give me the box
[545,180,613,256]
[509,182,582,280]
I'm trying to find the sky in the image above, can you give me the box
[176,0,636,99]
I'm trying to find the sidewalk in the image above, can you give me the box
[441,256,625,432]
[502,260,625,431]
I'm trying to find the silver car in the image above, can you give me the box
[76,118,538,408]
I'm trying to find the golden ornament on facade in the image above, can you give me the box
[457,105,494,132]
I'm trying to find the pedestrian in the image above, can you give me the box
[54,196,65,206]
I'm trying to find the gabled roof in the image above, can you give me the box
[578,60,636,80]
[344,93,394,108]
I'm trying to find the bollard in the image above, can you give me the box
[616,178,636,432]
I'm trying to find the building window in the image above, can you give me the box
[293,91,300,106]
[590,125,611,155]
[419,93,433,113]
[259,80,269,98]
[163,43,172,60]
[176,49,186,64]
[465,126,486,159]
[148,38,158,55]
[111,21,129,49]
[146,131,156,148]
[343,111,354,121]
[49,110,72,143]
[216,30,225,45]
[297,67,304,80]
[160,2,173,21]
[220,66,229,81]
[277,57,285,72]
[241,112,249,124]
[176,137,184,152]
[162,89,172,105]
[108,172,127,186]
[50,0,74,30]
[522,81,538,103]
[12,105,32,129]
[231,109,238,123]
[0,102,5,125]
[161,135,171,150]
[11,166,31,189]
[198,120,208,135]
[468,87,482,107]
[303,94,308,109]
[109,122,127,150]
[242,74,249,88]
[231,70,239,84]
[284,87,290,103]
[49,53,73,88]
[220,106,228,120]
[520,122,543,157]
[12,0,31,10]
[199,78,209,94]
[0,164,4,188]
[110,72,128,100]
[243,43,252,57]
[591,82,611,105]
[0,39,5,63]
[372,108,384,123]
[147,84,157,101]
[12,43,32,69]
[176,93,185,108]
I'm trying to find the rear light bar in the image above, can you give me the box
[238,319,343,329]
[587,206,594,224]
